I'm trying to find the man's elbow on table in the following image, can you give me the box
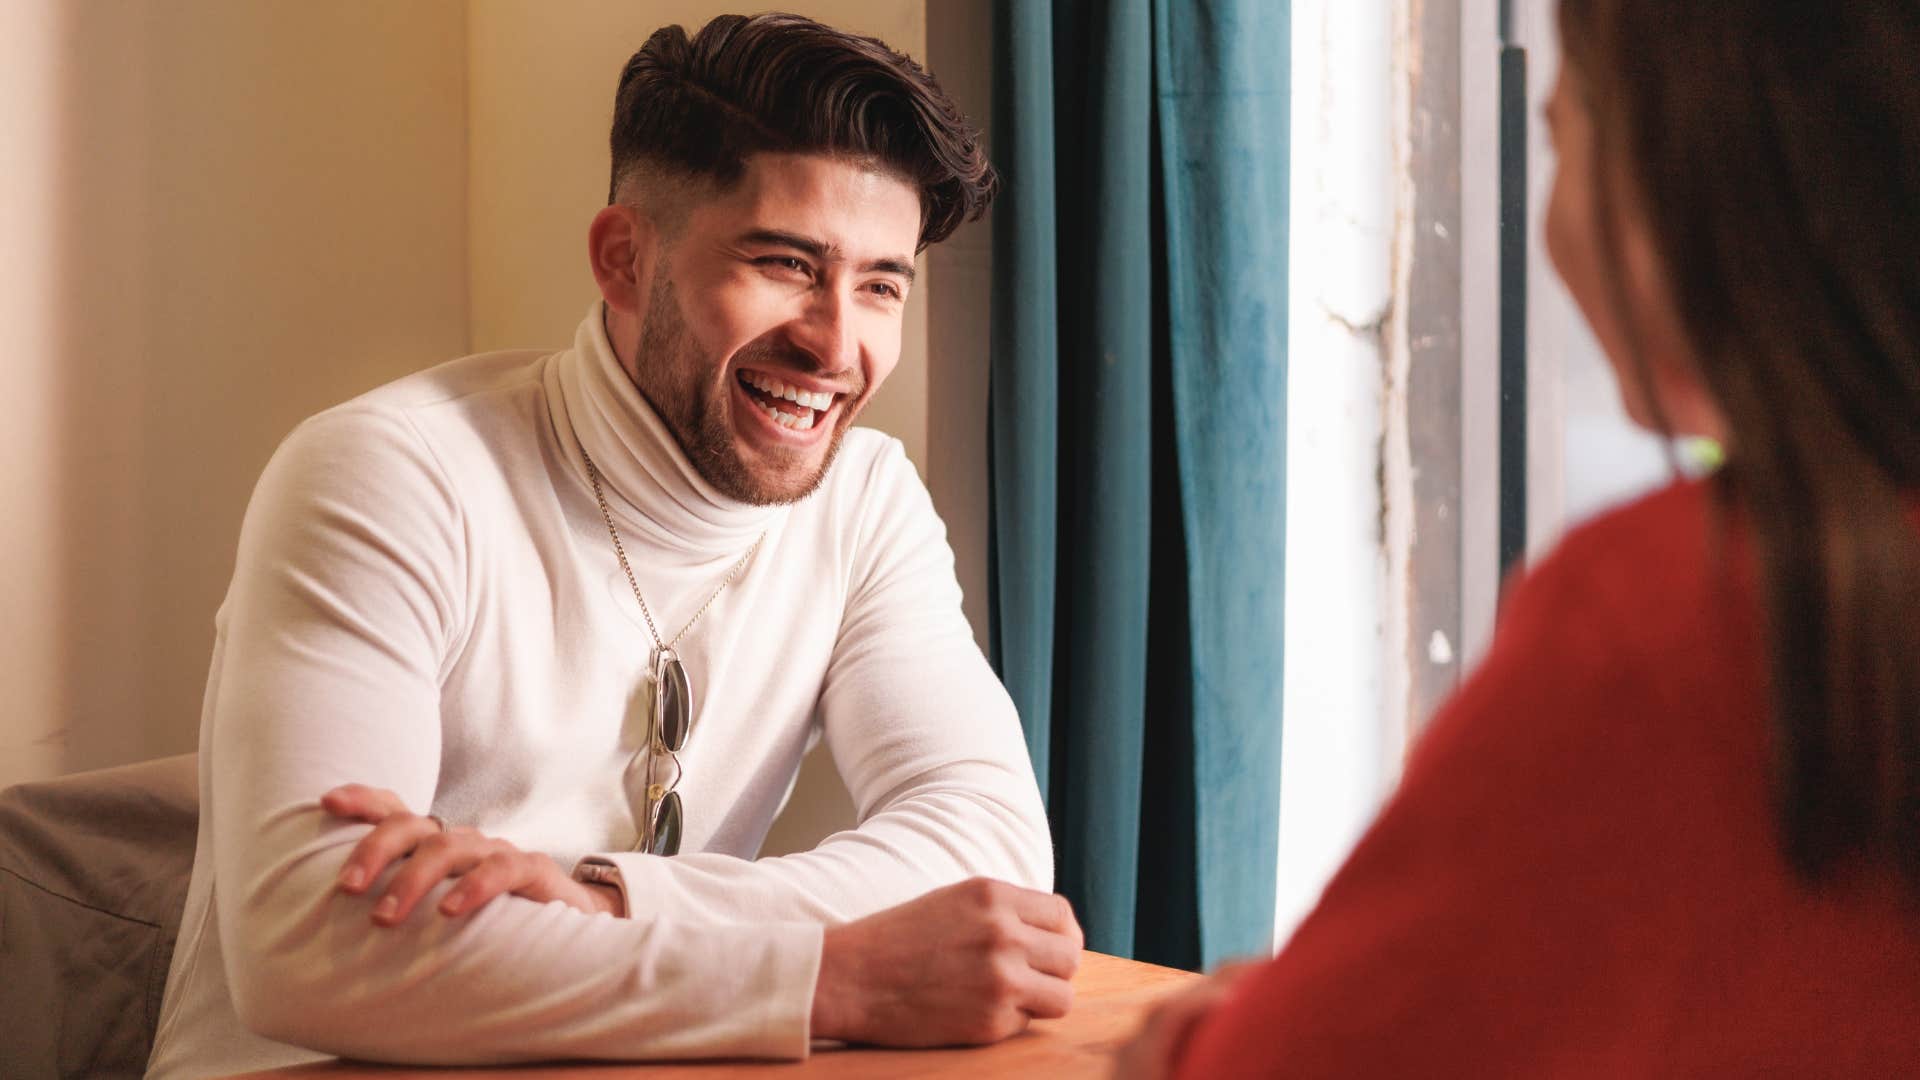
[227,944,344,1052]
[220,864,427,1055]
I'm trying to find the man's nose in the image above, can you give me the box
[787,288,860,373]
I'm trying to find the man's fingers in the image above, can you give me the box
[1021,971,1075,1021]
[319,783,408,823]
[335,812,442,894]
[1017,922,1084,981]
[371,832,485,925]
[1008,885,1083,945]
[1015,968,1075,1021]
[439,850,541,916]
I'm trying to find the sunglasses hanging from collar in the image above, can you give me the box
[582,449,763,856]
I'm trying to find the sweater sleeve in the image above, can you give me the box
[1175,523,1657,1078]
[578,438,1055,923]
[207,408,821,1064]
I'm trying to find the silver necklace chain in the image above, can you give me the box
[581,450,763,651]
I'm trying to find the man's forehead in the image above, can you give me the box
[694,152,922,253]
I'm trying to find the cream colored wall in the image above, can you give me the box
[0,1,67,788]
[0,1,470,788]
[921,2,996,649]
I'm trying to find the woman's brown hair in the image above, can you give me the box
[1558,1,1920,883]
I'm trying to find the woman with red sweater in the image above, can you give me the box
[1118,3,1920,1077]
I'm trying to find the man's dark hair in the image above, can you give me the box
[609,12,996,249]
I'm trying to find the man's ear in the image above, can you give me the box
[588,205,659,315]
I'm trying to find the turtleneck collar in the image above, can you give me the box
[547,302,786,553]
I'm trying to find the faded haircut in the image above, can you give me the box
[608,12,997,250]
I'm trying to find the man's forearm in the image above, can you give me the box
[576,772,1051,931]
[223,829,818,1063]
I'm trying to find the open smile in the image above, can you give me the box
[734,369,843,438]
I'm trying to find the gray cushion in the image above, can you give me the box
[0,754,199,1079]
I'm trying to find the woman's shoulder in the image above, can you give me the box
[1532,478,1718,584]
[1505,478,1737,643]
[1416,476,1757,784]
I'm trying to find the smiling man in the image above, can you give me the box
[145,14,1075,1079]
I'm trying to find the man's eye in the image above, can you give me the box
[867,282,903,301]
[759,256,809,274]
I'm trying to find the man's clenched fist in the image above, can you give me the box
[810,877,1085,1046]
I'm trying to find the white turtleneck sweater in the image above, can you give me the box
[144,305,1052,1079]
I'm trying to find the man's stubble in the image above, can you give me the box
[632,275,860,507]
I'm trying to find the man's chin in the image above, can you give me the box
[701,439,838,507]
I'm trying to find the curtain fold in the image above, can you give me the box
[1153,0,1291,965]
[989,0,1289,969]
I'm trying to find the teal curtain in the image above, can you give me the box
[988,0,1289,970]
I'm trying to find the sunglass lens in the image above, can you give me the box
[650,790,682,857]
[658,655,692,751]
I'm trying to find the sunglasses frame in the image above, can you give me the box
[637,648,692,856]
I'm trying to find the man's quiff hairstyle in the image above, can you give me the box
[609,12,997,249]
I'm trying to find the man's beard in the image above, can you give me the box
[633,277,860,506]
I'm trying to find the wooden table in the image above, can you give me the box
[227,951,1197,1079]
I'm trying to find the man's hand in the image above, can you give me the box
[1110,961,1261,1080]
[321,784,623,925]
[810,877,1084,1047]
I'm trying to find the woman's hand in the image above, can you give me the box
[1112,961,1261,1080]
[321,783,624,925]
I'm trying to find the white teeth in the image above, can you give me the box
[752,398,817,431]
[743,371,833,411]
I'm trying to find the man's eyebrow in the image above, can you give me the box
[865,256,917,283]
[740,228,832,259]
[739,228,916,284]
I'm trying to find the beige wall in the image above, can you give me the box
[2,1,995,857]
[0,1,470,790]
[0,1,66,788]
[921,1,996,648]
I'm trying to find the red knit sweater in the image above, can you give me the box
[1180,480,1920,1078]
